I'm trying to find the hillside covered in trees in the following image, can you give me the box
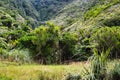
[0,0,120,80]
[0,0,73,28]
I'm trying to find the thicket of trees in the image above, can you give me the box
[0,15,120,64]
[0,0,120,64]
[18,22,79,64]
[0,13,120,64]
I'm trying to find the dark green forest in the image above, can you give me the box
[0,0,120,80]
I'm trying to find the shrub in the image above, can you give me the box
[32,23,61,64]
[59,32,78,62]
[18,33,36,49]
[91,27,120,58]
[7,30,26,41]
[72,28,94,61]
[8,49,31,63]
[22,26,31,32]
[82,48,110,80]
[31,22,79,64]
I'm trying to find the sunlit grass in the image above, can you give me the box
[0,60,119,80]
[0,62,85,80]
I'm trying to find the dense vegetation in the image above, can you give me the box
[0,0,73,28]
[0,0,120,80]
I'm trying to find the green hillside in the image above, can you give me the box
[52,0,120,31]
[0,0,120,80]
[0,0,39,28]
[0,0,120,63]
[31,0,72,21]
[0,0,73,28]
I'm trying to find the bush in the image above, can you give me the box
[18,33,36,49]
[60,32,78,62]
[7,30,26,41]
[32,23,61,64]
[31,22,79,64]
[72,28,94,61]
[91,27,120,58]
[82,48,110,80]
[8,49,31,63]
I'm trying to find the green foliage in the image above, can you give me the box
[1,18,12,28]
[60,32,78,61]
[84,0,120,20]
[82,48,110,80]
[103,17,120,27]
[7,30,26,41]
[91,48,110,79]
[33,26,49,50]
[0,37,8,49]
[18,33,36,49]
[73,28,94,61]
[66,18,77,26]
[22,26,31,32]
[91,27,120,58]
[0,48,8,60]
[17,22,78,64]
[0,0,120,65]
[62,32,78,45]
[0,14,13,28]
[32,23,61,64]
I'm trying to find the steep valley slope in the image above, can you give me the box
[0,0,120,29]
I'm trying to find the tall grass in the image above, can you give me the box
[0,63,84,80]
[82,48,110,80]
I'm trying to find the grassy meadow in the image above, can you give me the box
[0,61,85,80]
[0,60,119,80]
